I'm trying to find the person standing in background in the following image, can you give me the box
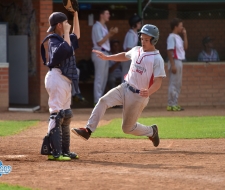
[122,15,142,79]
[107,39,122,90]
[91,9,118,105]
[198,36,220,62]
[167,18,188,111]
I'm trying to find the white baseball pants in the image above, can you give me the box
[45,68,72,114]
[167,59,183,106]
[92,51,109,104]
[86,83,154,137]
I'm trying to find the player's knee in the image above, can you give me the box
[62,109,73,126]
[98,97,107,106]
[122,125,132,134]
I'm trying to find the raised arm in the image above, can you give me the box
[72,12,80,39]
[92,50,129,62]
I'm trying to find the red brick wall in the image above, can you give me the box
[38,0,53,111]
[28,0,41,106]
[149,63,225,108]
[0,65,9,111]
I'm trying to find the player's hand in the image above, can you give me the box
[109,27,118,36]
[171,65,177,74]
[139,89,149,97]
[182,27,187,35]
[63,22,71,33]
[92,50,109,60]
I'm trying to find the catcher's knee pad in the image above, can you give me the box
[62,109,73,153]
[62,109,73,126]
[49,110,65,158]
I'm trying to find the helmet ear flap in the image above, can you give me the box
[150,37,158,45]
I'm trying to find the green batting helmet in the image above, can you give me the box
[138,24,159,45]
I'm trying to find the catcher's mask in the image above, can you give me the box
[138,24,159,45]
[47,12,68,33]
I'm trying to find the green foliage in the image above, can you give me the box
[0,120,38,136]
[92,117,225,139]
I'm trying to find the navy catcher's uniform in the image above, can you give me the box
[41,12,79,160]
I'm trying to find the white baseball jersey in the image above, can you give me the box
[123,29,138,51]
[92,21,110,51]
[125,46,166,90]
[167,33,185,60]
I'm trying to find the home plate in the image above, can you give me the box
[0,155,27,158]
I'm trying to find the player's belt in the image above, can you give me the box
[101,48,110,53]
[124,81,140,94]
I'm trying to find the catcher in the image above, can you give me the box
[40,0,80,161]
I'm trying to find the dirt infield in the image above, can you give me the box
[0,107,225,190]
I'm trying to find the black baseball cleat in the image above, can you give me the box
[148,125,160,147]
[71,128,91,141]
[63,152,79,159]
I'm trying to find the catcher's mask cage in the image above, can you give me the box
[138,24,159,45]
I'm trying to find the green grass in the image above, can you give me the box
[0,183,34,190]
[92,116,225,139]
[0,120,38,136]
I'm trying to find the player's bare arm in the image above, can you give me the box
[72,11,80,39]
[167,49,176,74]
[63,21,71,46]
[97,27,118,47]
[92,50,129,62]
[182,28,188,50]
[139,77,163,97]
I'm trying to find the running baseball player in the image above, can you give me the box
[40,9,80,161]
[91,8,118,105]
[122,15,142,79]
[71,24,166,147]
[167,18,188,111]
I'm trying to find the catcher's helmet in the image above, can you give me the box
[138,24,159,45]
[129,15,142,28]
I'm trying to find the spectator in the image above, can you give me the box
[91,8,118,105]
[107,39,122,90]
[122,14,142,79]
[198,36,220,62]
[167,18,188,111]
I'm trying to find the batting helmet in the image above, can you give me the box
[138,24,159,45]
[129,15,142,28]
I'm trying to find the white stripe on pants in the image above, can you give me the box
[92,52,109,104]
[86,83,153,137]
[167,59,183,106]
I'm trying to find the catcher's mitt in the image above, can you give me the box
[63,0,79,13]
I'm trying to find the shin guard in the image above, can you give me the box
[61,109,73,154]
[49,110,65,158]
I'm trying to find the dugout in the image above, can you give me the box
[0,0,225,111]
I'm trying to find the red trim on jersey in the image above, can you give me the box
[149,74,154,88]
[136,48,159,64]
[173,48,178,59]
